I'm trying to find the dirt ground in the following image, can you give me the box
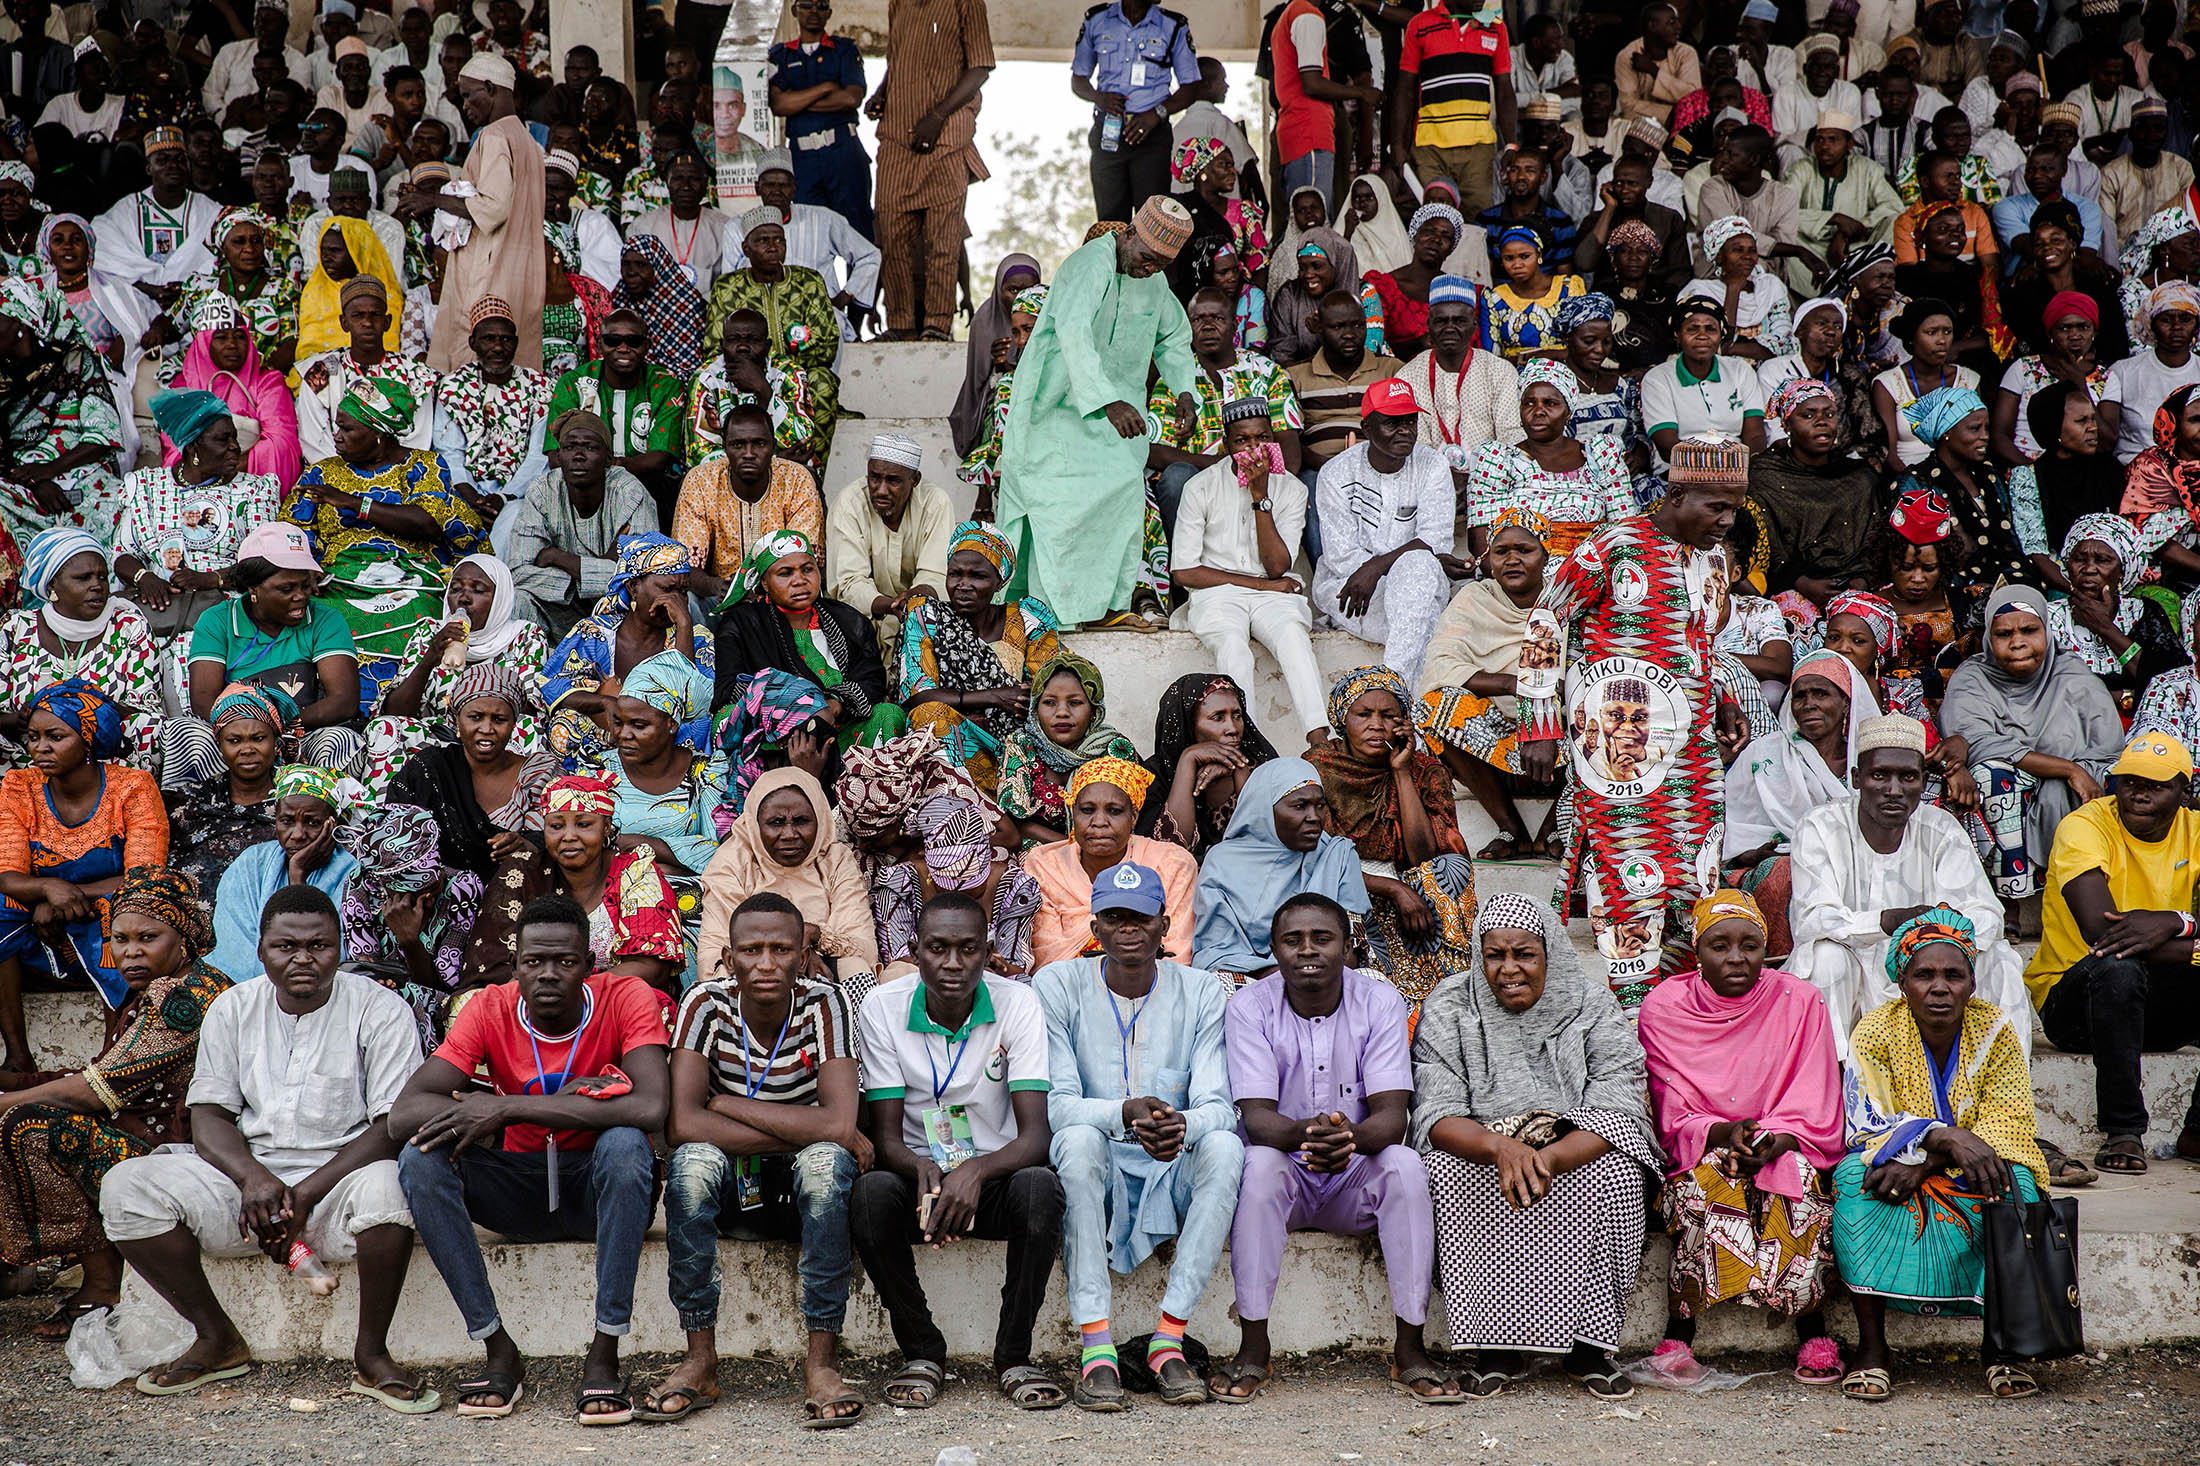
[0,1290,2191,1466]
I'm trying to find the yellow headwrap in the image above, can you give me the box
[1068,755,1154,812]
[297,215,403,361]
[1692,887,1767,940]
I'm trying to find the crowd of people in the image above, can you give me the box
[0,0,2191,1433]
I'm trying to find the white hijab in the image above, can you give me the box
[1335,172,1411,276]
[449,552,526,660]
[1724,649,1883,857]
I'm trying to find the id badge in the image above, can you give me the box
[736,1155,764,1211]
[1130,58,1148,88]
[921,1103,978,1172]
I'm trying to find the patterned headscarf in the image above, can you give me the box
[336,803,445,894]
[1553,291,1615,336]
[1766,377,1837,422]
[1605,218,1662,258]
[614,234,710,378]
[1885,903,1978,981]
[622,649,709,724]
[1407,201,1465,248]
[272,763,365,818]
[1475,889,1551,940]
[206,204,278,255]
[544,771,619,819]
[337,375,415,437]
[1825,590,1898,653]
[1325,665,1427,743]
[1691,887,1767,940]
[1904,386,1986,446]
[737,527,818,603]
[2122,203,2200,277]
[715,667,830,816]
[447,660,533,720]
[1069,754,1154,812]
[603,530,692,613]
[834,727,999,843]
[22,526,105,600]
[2061,511,2146,593]
[2146,280,2200,320]
[1700,215,1757,263]
[2155,383,2200,454]
[1491,222,1545,258]
[1889,485,1954,544]
[210,682,302,748]
[1170,134,1229,184]
[1517,357,1579,412]
[948,519,1015,583]
[104,866,215,962]
[1011,284,1048,316]
[1488,506,1556,547]
[911,793,994,890]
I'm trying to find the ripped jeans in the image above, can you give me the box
[663,1141,858,1334]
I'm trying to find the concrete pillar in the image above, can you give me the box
[556,0,636,85]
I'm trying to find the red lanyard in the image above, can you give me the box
[1424,350,1474,445]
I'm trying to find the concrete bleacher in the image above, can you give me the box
[45,340,2198,1363]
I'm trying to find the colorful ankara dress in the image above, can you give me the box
[0,956,229,1267]
[897,524,1062,792]
[1520,502,1731,1004]
[995,651,1140,840]
[285,444,486,712]
[1832,992,2047,1314]
[0,277,125,548]
[0,605,163,772]
[539,533,718,768]
[434,362,553,496]
[684,354,834,472]
[335,804,486,1047]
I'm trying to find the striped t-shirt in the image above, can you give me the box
[674,980,855,1107]
[1400,11,1511,151]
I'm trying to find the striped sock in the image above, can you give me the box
[1147,1311,1188,1370]
[1080,1320,1117,1376]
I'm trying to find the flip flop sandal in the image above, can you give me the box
[1793,1336,1844,1384]
[2095,1135,2148,1175]
[348,1375,444,1414]
[1568,1360,1633,1399]
[634,1380,719,1423]
[882,1359,944,1409]
[135,1360,252,1396]
[1389,1363,1468,1404]
[1072,1361,1128,1413]
[1476,832,1533,863]
[2040,1139,2098,1187]
[1841,1367,1893,1402]
[1206,1361,1270,1403]
[31,1299,105,1341]
[1459,1370,1508,1398]
[1986,1363,2040,1399]
[800,1392,865,1430]
[999,1363,1067,1410]
[575,1383,634,1426]
[453,1373,524,1418]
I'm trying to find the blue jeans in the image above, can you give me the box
[397,1127,656,1341]
[663,1140,858,1334]
[1051,1124,1243,1327]
[1281,149,1335,210]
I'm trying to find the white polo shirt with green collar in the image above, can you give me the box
[1641,352,1767,470]
[857,971,1051,1156]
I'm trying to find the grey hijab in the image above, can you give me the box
[1941,584,2124,772]
[1408,891,1658,1166]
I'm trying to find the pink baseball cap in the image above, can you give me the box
[1362,378,1419,418]
[237,521,322,574]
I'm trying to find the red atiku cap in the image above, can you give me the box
[1362,378,1419,418]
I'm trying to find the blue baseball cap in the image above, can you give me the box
[1090,861,1166,917]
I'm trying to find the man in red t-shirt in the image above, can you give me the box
[392,895,671,1422]
[1393,0,1516,215]
[1269,0,1383,208]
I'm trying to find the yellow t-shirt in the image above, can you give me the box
[2025,799,2200,1007]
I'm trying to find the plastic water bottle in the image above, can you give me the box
[286,1242,338,1297]
[1100,112,1123,152]
[935,1449,978,1466]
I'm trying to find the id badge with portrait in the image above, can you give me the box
[921,1104,979,1173]
[736,1155,764,1211]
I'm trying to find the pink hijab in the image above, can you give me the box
[163,327,303,489]
[1635,968,1844,1199]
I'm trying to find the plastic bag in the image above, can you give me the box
[1621,1350,1773,1393]
[66,1299,195,1390]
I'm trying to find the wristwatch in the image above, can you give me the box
[1251,497,1273,514]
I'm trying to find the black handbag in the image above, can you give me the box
[1981,1194,2085,1362]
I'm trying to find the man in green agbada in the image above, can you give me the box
[998,197,1202,627]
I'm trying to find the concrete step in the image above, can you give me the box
[824,413,970,515]
[835,339,967,422]
[117,1165,2200,1364]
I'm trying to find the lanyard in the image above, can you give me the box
[738,996,794,1100]
[518,987,595,1211]
[926,1024,974,1105]
[1104,961,1148,1097]
[1424,350,1474,445]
